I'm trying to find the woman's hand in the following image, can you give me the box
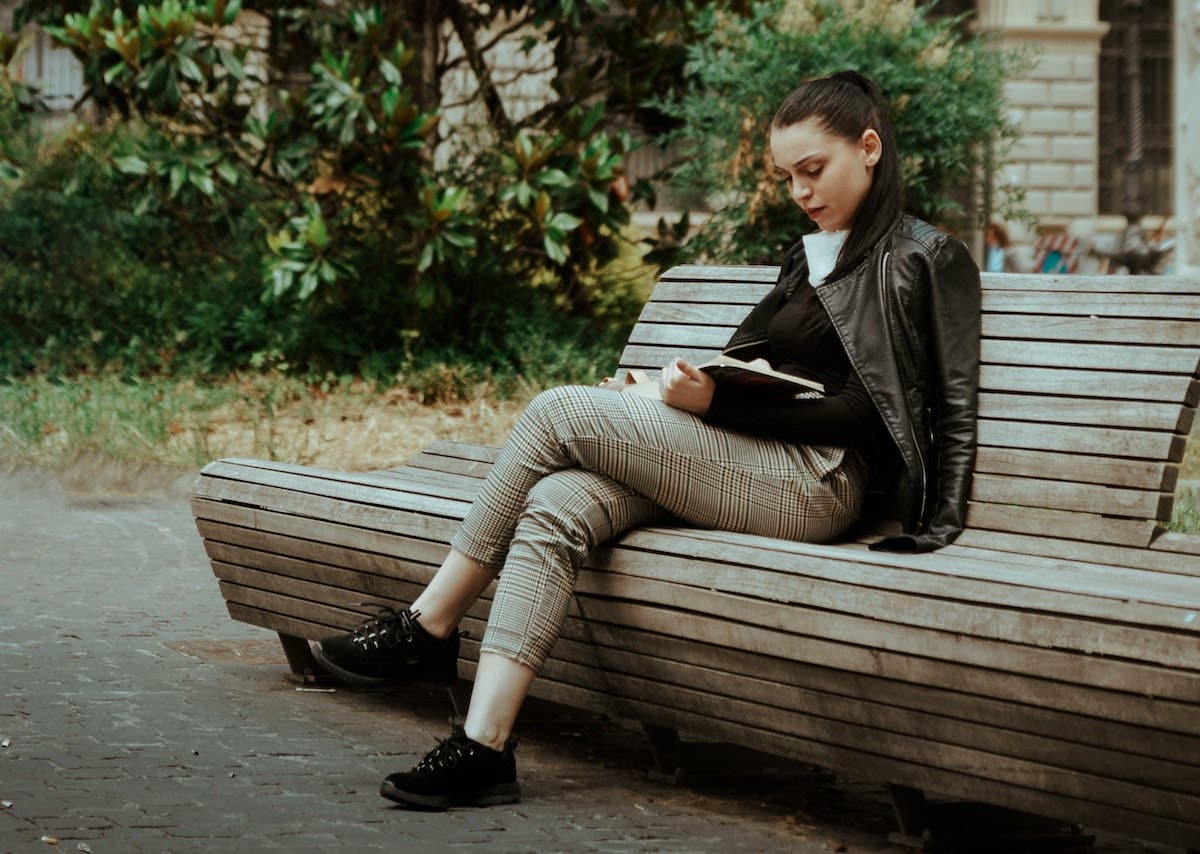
[660,357,716,415]
[595,376,627,391]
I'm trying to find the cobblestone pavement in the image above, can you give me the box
[0,467,1184,854]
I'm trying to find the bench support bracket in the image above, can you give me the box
[886,785,1095,852]
[277,632,335,685]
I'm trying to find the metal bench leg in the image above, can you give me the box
[886,784,928,840]
[277,632,335,685]
[886,784,1095,852]
[642,723,683,781]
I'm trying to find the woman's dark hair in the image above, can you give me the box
[772,70,903,274]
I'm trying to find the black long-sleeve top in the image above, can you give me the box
[703,282,883,448]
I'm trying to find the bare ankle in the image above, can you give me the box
[463,722,508,752]
[410,609,454,641]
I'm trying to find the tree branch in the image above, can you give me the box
[477,12,533,56]
[443,0,514,140]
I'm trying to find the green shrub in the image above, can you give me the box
[5,0,700,378]
[0,123,272,376]
[651,0,1030,265]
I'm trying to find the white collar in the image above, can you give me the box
[802,229,848,287]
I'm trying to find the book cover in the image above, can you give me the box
[698,355,825,396]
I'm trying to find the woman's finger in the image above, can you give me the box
[675,358,704,381]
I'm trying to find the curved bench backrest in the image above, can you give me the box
[619,266,1200,559]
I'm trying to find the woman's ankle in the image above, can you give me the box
[463,721,509,753]
[410,609,455,641]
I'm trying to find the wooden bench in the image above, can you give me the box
[191,266,1200,850]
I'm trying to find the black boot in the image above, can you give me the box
[312,606,461,686]
[380,727,520,809]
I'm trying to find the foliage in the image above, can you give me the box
[0,29,44,180]
[3,0,744,378]
[651,0,1031,264]
[0,120,279,377]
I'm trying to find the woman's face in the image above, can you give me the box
[769,117,881,232]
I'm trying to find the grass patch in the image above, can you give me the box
[0,374,531,474]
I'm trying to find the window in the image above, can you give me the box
[1098,0,1173,216]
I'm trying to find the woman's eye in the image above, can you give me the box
[805,168,822,179]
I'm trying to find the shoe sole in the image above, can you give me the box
[311,643,457,688]
[379,779,521,809]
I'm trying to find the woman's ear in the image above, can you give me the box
[861,129,882,167]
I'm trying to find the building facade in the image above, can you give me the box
[978,0,1196,273]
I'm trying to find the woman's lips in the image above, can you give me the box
[805,206,824,220]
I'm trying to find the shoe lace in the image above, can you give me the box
[349,605,418,650]
[414,735,477,773]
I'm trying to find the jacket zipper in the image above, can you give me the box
[877,249,928,526]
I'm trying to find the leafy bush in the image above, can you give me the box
[651,0,1030,264]
[4,0,716,378]
[0,122,274,376]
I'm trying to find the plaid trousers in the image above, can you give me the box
[450,385,866,669]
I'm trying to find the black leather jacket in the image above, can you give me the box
[722,214,981,552]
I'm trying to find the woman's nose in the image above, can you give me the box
[792,183,812,203]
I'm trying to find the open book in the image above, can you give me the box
[698,354,825,395]
[620,356,824,398]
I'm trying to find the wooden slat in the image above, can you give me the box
[619,343,728,369]
[965,502,1158,548]
[977,419,1182,461]
[955,528,1200,576]
[628,322,734,349]
[974,447,1176,491]
[1151,531,1200,557]
[979,272,1200,294]
[636,302,749,326]
[198,460,472,514]
[193,498,456,560]
[970,473,1168,519]
[979,365,1197,403]
[659,264,779,284]
[980,291,1200,319]
[649,280,773,304]
[980,339,1199,374]
[977,392,1191,431]
[549,624,1200,768]
[983,314,1200,346]
[193,478,466,542]
[370,467,481,502]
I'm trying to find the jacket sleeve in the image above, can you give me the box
[871,237,981,553]
[704,367,878,446]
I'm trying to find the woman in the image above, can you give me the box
[313,70,980,809]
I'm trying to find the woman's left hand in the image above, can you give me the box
[660,357,716,415]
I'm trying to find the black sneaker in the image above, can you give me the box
[380,727,520,809]
[312,606,461,686]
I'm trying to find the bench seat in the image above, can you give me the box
[192,267,1200,848]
